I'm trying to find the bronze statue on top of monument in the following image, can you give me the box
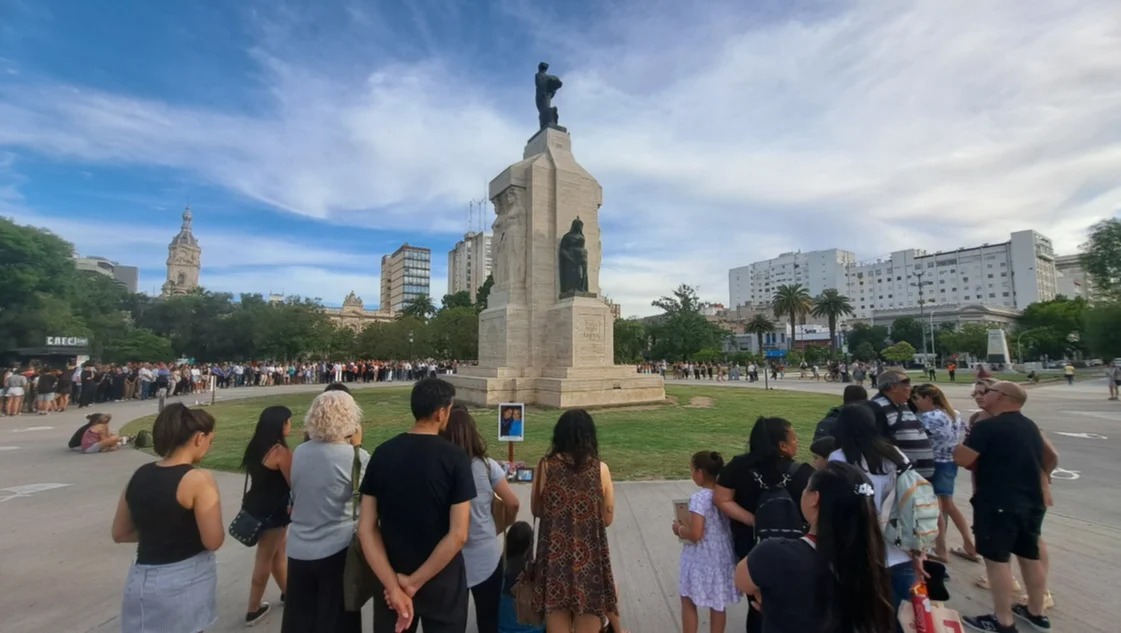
[535,62,565,131]
[558,217,592,297]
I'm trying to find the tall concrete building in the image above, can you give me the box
[1054,253,1095,302]
[380,243,431,313]
[728,249,856,309]
[447,231,492,300]
[729,230,1058,322]
[162,206,201,296]
[75,256,139,293]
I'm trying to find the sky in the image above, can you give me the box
[1,0,1119,316]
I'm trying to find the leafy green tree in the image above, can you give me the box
[0,219,80,351]
[613,319,649,363]
[102,328,175,364]
[853,341,878,362]
[847,323,890,353]
[772,284,812,352]
[744,313,776,355]
[1081,219,1121,301]
[936,323,989,359]
[1084,302,1121,358]
[475,274,494,312]
[648,284,727,361]
[1013,297,1087,359]
[399,294,437,321]
[811,289,855,351]
[441,291,474,311]
[429,306,478,360]
[889,317,924,350]
[881,341,916,364]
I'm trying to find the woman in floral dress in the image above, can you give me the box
[532,409,619,633]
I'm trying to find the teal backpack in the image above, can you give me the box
[881,464,940,552]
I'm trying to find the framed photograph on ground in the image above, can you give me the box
[516,467,534,482]
[498,402,526,442]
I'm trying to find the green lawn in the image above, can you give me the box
[121,385,837,480]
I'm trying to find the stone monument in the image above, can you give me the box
[450,63,665,408]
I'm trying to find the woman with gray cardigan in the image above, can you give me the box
[280,390,369,633]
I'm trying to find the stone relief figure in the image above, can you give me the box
[535,62,563,130]
[492,187,525,288]
[558,217,589,295]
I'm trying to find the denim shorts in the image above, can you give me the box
[930,462,958,497]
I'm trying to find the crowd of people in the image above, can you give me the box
[0,359,456,416]
[102,366,1060,633]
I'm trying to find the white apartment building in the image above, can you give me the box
[447,231,492,300]
[729,230,1057,321]
[1054,254,1094,302]
[75,255,139,293]
[728,249,855,309]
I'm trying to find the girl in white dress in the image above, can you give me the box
[672,451,741,633]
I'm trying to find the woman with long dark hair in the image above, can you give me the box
[112,403,223,633]
[441,403,520,633]
[531,409,620,633]
[714,416,813,632]
[735,461,895,633]
[240,405,294,626]
[829,403,919,624]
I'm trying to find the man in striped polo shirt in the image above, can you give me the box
[870,369,935,478]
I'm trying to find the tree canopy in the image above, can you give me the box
[1081,218,1121,301]
[811,289,854,351]
[772,284,812,351]
[1014,296,1087,360]
[648,284,727,361]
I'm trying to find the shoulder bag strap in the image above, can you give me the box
[242,469,250,498]
[349,441,363,519]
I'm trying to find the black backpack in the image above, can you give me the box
[753,462,805,542]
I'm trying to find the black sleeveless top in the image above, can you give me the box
[243,451,290,517]
[125,462,206,565]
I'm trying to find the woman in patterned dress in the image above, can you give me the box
[531,409,619,633]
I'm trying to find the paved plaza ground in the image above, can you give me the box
[1,376,1117,632]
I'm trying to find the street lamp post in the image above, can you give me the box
[408,331,415,362]
[910,270,933,358]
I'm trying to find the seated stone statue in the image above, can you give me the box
[558,217,589,295]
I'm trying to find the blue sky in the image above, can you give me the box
[1,0,1119,316]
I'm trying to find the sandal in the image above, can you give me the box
[951,547,981,562]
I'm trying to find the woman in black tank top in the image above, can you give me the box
[240,406,295,626]
[112,403,223,633]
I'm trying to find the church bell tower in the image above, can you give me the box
[162,206,202,296]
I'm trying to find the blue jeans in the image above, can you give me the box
[889,561,917,633]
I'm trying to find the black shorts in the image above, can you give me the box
[972,503,1044,563]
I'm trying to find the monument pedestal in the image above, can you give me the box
[450,127,665,408]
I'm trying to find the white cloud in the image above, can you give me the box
[1,0,1119,316]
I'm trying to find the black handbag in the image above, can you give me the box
[228,471,263,547]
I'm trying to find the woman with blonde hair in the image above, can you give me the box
[911,383,976,563]
[281,390,368,633]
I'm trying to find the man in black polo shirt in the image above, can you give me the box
[357,377,475,633]
[955,381,1057,633]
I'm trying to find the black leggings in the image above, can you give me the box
[281,547,361,633]
[470,561,503,633]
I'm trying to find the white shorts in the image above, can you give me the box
[5,387,24,397]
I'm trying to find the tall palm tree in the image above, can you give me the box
[811,289,856,351]
[744,313,776,358]
[772,284,813,352]
[399,294,436,321]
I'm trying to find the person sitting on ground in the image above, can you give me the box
[812,385,868,442]
[498,521,544,633]
[72,413,124,453]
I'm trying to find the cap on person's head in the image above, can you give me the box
[877,369,910,391]
[987,380,1027,405]
[810,436,837,459]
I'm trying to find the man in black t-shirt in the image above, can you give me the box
[358,377,475,633]
[955,381,1058,633]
